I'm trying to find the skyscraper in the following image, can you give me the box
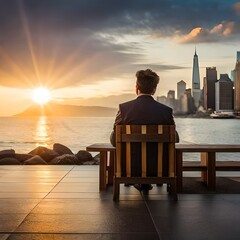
[177,80,186,99]
[234,51,240,112]
[215,74,233,112]
[203,67,217,111]
[192,49,201,108]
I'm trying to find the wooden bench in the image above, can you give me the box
[176,144,240,192]
[113,125,177,201]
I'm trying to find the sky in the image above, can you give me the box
[1,0,240,116]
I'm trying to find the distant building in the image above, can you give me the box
[181,88,195,114]
[203,67,217,111]
[192,49,201,108]
[166,90,175,110]
[234,51,240,112]
[157,96,167,105]
[215,74,234,112]
[177,80,186,99]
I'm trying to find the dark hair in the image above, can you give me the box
[136,69,159,94]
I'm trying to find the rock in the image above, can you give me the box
[82,160,97,165]
[50,154,78,165]
[53,143,73,155]
[93,154,100,164]
[15,154,34,163]
[23,155,47,165]
[75,150,93,165]
[0,149,15,159]
[28,146,48,155]
[0,157,20,165]
[28,146,59,162]
[40,149,59,162]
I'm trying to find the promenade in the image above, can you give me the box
[0,165,240,240]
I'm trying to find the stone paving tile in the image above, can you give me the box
[15,166,74,171]
[5,233,159,240]
[15,213,156,233]
[0,234,9,240]
[71,166,98,171]
[51,183,98,193]
[0,214,27,232]
[61,177,98,183]
[0,193,48,199]
[65,171,98,178]
[146,196,240,240]
[0,183,56,193]
[31,199,149,216]
[0,177,62,183]
[6,171,68,178]
[45,193,102,199]
[0,199,40,214]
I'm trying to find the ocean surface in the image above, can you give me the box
[0,117,240,161]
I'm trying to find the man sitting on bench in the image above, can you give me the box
[110,69,178,191]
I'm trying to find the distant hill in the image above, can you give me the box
[13,103,117,117]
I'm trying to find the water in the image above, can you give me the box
[0,117,240,161]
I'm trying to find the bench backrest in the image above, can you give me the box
[115,125,176,178]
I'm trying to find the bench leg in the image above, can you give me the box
[108,151,115,185]
[100,152,107,191]
[176,150,183,193]
[201,152,216,191]
[113,178,120,201]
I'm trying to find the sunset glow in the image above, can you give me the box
[32,87,51,105]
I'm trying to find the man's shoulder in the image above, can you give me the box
[119,98,137,107]
[155,101,173,112]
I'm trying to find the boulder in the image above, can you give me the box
[53,143,73,155]
[0,157,20,165]
[75,150,93,165]
[50,154,78,165]
[0,149,15,159]
[28,146,59,162]
[28,146,48,155]
[23,155,47,165]
[40,149,59,162]
[15,154,34,163]
[93,154,100,164]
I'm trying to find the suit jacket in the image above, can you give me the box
[111,95,175,177]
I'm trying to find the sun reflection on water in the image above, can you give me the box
[34,116,51,148]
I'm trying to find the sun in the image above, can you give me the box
[32,87,51,105]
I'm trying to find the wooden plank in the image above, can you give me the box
[108,151,115,185]
[121,133,174,142]
[157,125,163,177]
[169,143,175,177]
[141,125,147,177]
[116,142,121,178]
[126,125,131,177]
[86,143,115,152]
[176,144,240,152]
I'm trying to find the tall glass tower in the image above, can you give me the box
[234,51,240,112]
[192,49,201,107]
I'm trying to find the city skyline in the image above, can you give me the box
[1,0,240,116]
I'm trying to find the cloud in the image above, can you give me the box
[234,2,240,15]
[0,0,240,89]
[178,21,239,43]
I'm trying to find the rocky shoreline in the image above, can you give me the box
[0,143,99,165]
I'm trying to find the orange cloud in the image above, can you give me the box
[234,2,240,15]
[179,21,237,43]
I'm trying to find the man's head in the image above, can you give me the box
[136,69,159,95]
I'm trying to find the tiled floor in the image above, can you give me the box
[0,165,240,240]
